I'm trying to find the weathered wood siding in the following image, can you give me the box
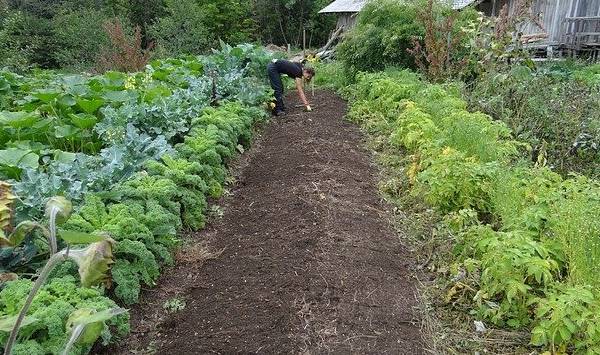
[511,0,571,44]
[336,13,358,30]
[570,0,600,17]
[479,0,600,46]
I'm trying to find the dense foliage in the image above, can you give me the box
[326,69,600,352]
[0,43,273,354]
[337,0,478,77]
[466,63,600,178]
[337,0,424,74]
[0,0,334,71]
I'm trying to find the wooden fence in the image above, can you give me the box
[563,16,600,58]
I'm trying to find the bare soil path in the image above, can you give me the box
[109,90,423,354]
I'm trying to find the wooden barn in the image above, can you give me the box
[319,0,600,58]
[318,0,367,31]
[469,0,600,57]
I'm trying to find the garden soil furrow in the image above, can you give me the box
[110,90,423,354]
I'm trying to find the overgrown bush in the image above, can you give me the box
[0,8,60,70]
[408,0,479,82]
[337,0,424,74]
[338,0,478,79]
[51,9,113,70]
[0,10,32,71]
[467,65,600,177]
[148,0,214,57]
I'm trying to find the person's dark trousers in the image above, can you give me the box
[267,62,284,113]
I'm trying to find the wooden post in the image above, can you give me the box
[318,26,344,54]
[303,28,306,58]
[287,44,291,57]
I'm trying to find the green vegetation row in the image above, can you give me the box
[337,70,600,352]
[0,43,273,354]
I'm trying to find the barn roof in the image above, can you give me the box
[318,0,478,14]
[318,0,367,13]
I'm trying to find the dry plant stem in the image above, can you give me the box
[407,0,464,82]
[97,18,153,72]
[4,251,68,355]
[62,324,85,355]
[48,206,58,255]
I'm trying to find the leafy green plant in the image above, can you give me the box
[337,0,424,73]
[2,196,120,354]
[532,286,600,352]
[467,65,600,177]
[548,177,600,288]
[336,69,600,351]
[417,147,498,213]
[457,226,561,328]
[0,276,129,355]
[162,297,186,314]
[488,166,562,233]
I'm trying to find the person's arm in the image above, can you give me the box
[295,78,311,111]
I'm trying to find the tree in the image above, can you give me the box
[252,0,334,48]
[197,0,255,44]
[52,8,115,69]
[149,0,214,56]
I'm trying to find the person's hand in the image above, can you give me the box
[305,105,312,112]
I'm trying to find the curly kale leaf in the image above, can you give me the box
[0,276,129,354]
[114,173,181,217]
[112,240,159,305]
[65,195,177,263]
[146,156,209,229]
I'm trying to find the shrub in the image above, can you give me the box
[467,65,600,177]
[148,0,214,57]
[337,0,424,74]
[51,8,114,70]
[0,10,32,71]
[96,18,153,73]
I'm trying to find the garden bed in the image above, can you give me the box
[0,43,273,354]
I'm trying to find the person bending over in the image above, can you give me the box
[267,59,315,116]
